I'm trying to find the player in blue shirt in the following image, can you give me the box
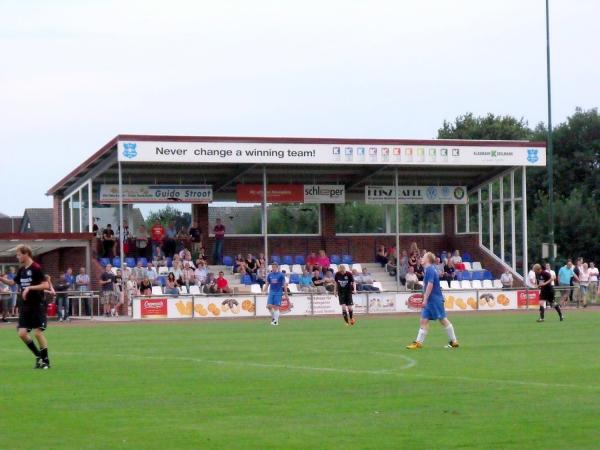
[407,252,459,349]
[263,262,287,326]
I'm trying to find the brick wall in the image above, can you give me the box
[53,194,63,232]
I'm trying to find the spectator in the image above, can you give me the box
[450,250,462,265]
[233,254,244,273]
[182,251,196,270]
[203,272,218,294]
[146,263,158,285]
[434,257,445,277]
[406,266,421,291]
[194,260,208,286]
[188,221,203,256]
[181,262,196,292]
[442,260,456,283]
[570,258,583,303]
[135,225,149,258]
[544,263,557,286]
[558,260,576,306]
[150,220,165,256]
[102,224,116,258]
[386,251,397,277]
[175,226,190,254]
[1,273,10,322]
[375,245,388,267]
[212,218,226,264]
[64,267,75,291]
[152,246,166,268]
[113,269,125,316]
[589,262,598,303]
[164,221,177,258]
[579,262,590,307]
[299,269,315,293]
[133,260,146,283]
[165,273,180,296]
[527,264,537,288]
[354,267,380,292]
[311,269,327,294]
[215,271,232,294]
[171,260,183,283]
[316,250,331,272]
[75,267,91,316]
[126,274,138,303]
[139,277,153,296]
[245,253,259,276]
[255,267,267,289]
[99,264,117,317]
[117,221,132,256]
[322,270,335,293]
[305,252,319,272]
[53,274,70,322]
[414,263,424,281]
[7,266,18,317]
[256,253,266,270]
[121,262,132,282]
[500,269,513,289]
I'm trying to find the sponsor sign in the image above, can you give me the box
[255,295,312,316]
[366,185,467,204]
[311,294,343,315]
[517,290,540,308]
[140,298,168,319]
[99,184,213,204]
[367,292,397,313]
[118,141,546,167]
[236,184,345,204]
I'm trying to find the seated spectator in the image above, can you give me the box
[500,269,513,289]
[215,271,232,294]
[164,272,180,296]
[146,262,158,285]
[181,262,196,292]
[451,250,462,265]
[121,263,132,281]
[414,263,424,281]
[299,269,315,293]
[375,245,388,267]
[182,251,196,270]
[245,253,259,275]
[233,254,244,273]
[139,277,153,295]
[443,260,456,283]
[255,267,266,289]
[434,257,445,277]
[203,273,217,294]
[354,267,380,292]
[256,253,266,270]
[311,269,327,293]
[152,246,166,268]
[316,250,331,272]
[171,260,183,283]
[196,246,208,262]
[305,252,319,272]
[194,260,208,286]
[322,270,335,293]
[405,266,421,291]
[133,260,146,282]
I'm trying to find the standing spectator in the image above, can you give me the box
[545,263,557,286]
[0,274,10,322]
[99,264,116,317]
[500,269,513,289]
[175,226,190,254]
[188,221,203,258]
[54,273,70,322]
[579,262,590,307]
[212,218,226,264]
[126,274,138,302]
[113,269,125,316]
[7,266,18,317]
[150,220,165,256]
[375,245,389,267]
[75,267,91,316]
[102,224,115,258]
[571,257,583,303]
[589,262,599,303]
[120,221,132,256]
[133,260,146,283]
[558,260,577,305]
[527,264,537,288]
[215,271,232,294]
[164,221,177,258]
[135,224,149,258]
[64,267,75,291]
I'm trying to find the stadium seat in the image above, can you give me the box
[222,255,234,268]
[472,261,483,271]
[330,255,341,265]
[472,271,484,281]
[166,257,173,268]
[455,271,464,281]
[125,257,136,268]
[461,280,472,289]
[294,255,305,265]
[351,263,362,273]
[471,280,482,289]
[157,276,167,286]
[462,271,473,281]
[372,281,383,291]
[291,264,303,275]
[462,252,473,263]
[483,270,493,280]
[112,257,121,268]
[158,266,169,275]
[440,280,450,290]
[99,257,110,267]
[342,255,353,264]
[462,262,472,271]
[290,274,301,284]
[493,279,503,289]
[482,279,493,289]
[151,286,163,295]
[137,257,148,267]
[189,285,201,295]
[271,255,281,264]
[280,264,290,274]
[328,263,338,273]
[450,280,461,289]
[283,255,294,265]
[288,283,299,294]
[241,274,253,285]
[179,286,187,295]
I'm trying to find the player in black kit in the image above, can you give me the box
[0,244,51,369]
[334,264,357,326]
[534,263,563,322]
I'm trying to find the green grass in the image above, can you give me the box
[2,310,600,449]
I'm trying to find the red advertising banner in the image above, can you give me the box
[237,184,304,203]
[517,290,540,308]
[141,298,168,318]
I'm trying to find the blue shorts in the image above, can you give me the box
[267,291,283,306]
[421,300,446,320]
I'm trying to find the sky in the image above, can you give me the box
[0,0,599,216]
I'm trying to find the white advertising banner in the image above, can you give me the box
[118,141,546,167]
[99,184,213,204]
[303,185,345,204]
[254,294,312,317]
[366,185,467,204]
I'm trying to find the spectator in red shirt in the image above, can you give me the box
[215,271,232,294]
[150,220,165,256]
[305,252,319,272]
[212,218,225,265]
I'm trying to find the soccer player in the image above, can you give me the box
[263,262,287,326]
[0,244,51,369]
[407,252,459,349]
[535,263,563,322]
[334,264,356,326]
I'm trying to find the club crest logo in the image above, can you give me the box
[527,149,539,163]
[426,186,437,200]
[454,187,466,200]
[122,143,137,159]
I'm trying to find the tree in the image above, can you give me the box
[437,113,534,140]
[145,206,191,231]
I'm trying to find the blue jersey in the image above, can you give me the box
[558,266,574,285]
[423,265,443,303]
[267,272,286,293]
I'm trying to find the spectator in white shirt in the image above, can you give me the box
[146,263,158,285]
[589,262,599,302]
[544,263,557,286]
[405,266,420,291]
[194,260,208,286]
[500,269,513,289]
[579,262,590,307]
[527,265,537,288]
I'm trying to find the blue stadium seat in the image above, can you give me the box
[241,274,253,285]
[112,257,121,268]
[283,255,294,265]
[342,255,353,265]
[483,270,493,280]
[462,252,473,263]
[461,271,472,281]
[137,257,148,267]
[99,257,110,267]
[471,271,484,281]
[125,257,136,268]
[290,274,301,284]
[455,272,464,281]
[294,255,305,265]
[158,276,167,287]
[330,255,341,265]
[271,255,281,264]
[222,256,233,267]
[166,257,173,268]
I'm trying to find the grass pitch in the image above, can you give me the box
[2,310,600,449]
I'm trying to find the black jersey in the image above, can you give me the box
[537,270,554,300]
[14,262,46,308]
[334,271,354,294]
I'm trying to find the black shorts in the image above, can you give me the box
[17,305,47,331]
[338,291,354,306]
[540,293,555,305]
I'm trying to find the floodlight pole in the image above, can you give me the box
[262,166,268,265]
[546,0,555,265]
[394,168,400,290]
[118,160,125,266]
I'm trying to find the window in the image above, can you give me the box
[392,205,443,234]
[336,203,386,234]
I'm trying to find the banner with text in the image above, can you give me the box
[99,184,213,204]
[365,185,467,204]
[237,184,345,204]
[118,141,546,167]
